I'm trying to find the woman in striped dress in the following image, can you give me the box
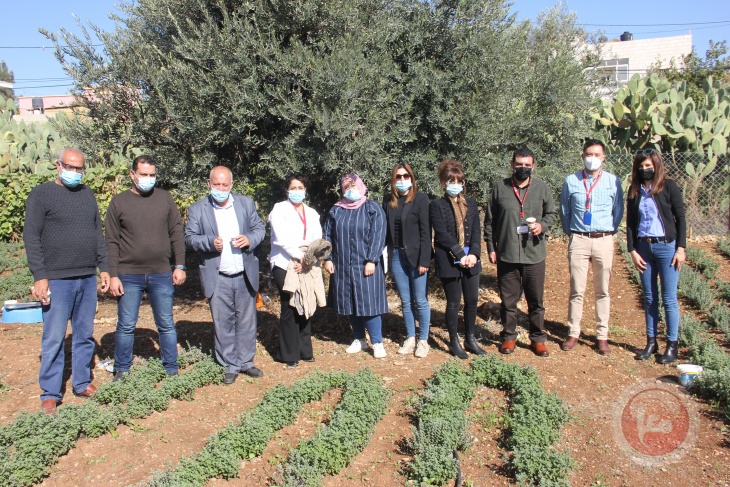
[324,173,388,358]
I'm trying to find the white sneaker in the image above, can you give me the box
[414,340,430,358]
[398,336,416,354]
[346,338,369,354]
[372,342,387,359]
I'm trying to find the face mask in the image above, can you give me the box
[513,167,532,181]
[60,169,83,187]
[344,188,362,202]
[638,169,655,182]
[210,188,230,203]
[583,156,602,171]
[446,183,463,197]
[288,190,306,204]
[135,175,156,193]
[395,180,412,192]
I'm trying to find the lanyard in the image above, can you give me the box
[582,170,602,210]
[293,203,307,239]
[511,180,530,220]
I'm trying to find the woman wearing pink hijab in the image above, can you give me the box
[323,173,388,358]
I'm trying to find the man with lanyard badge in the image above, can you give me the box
[559,139,623,355]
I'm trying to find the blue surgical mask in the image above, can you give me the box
[210,188,230,203]
[344,188,362,201]
[446,183,463,197]
[288,190,306,204]
[395,180,412,193]
[135,175,156,193]
[60,169,83,187]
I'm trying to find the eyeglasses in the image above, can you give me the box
[58,160,85,174]
[395,173,411,181]
[635,149,656,156]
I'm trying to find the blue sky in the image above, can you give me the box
[3,0,729,97]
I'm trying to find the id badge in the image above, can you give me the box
[583,211,592,225]
[516,225,529,234]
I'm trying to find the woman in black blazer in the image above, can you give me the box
[430,159,486,359]
[383,163,432,358]
[626,149,686,364]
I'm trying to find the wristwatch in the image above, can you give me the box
[173,265,187,270]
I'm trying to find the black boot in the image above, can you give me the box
[464,334,487,355]
[447,322,468,359]
[657,341,678,364]
[634,337,658,360]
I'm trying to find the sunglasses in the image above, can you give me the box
[395,173,412,181]
[635,149,656,155]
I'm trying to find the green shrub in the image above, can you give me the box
[718,239,730,259]
[277,369,390,486]
[678,266,716,313]
[686,246,720,279]
[144,370,356,486]
[407,356,572,487]
[0,348,221,487]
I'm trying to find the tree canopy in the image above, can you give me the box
[45,0,598,210]
[0,61,14,100]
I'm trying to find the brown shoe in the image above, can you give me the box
[561,336,578,351]
[40,398,57,415]
[500,340,516,355]
[74,383,97,398]
[530,341,549,357]
[596,339,611,355]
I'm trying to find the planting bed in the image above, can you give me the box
[0,239,728,486]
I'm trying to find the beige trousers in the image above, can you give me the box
[566,234,614,340]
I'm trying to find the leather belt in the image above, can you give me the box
[637,236,667,244]
[219,271,244,278]
[573,231,612,238]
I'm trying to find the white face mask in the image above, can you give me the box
[583,156,602,171]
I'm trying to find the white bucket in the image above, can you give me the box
[677,364,703,387]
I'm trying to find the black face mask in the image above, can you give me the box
[513,167,532,181]
[638,169,655,182]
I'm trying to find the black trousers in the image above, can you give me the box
[440,270,480,337]
[272,266,314,362]
[497,260,546,343]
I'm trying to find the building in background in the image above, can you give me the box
[14,94,77,122]
[594,32,693,88]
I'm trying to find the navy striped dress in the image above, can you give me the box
[324,199,388,316]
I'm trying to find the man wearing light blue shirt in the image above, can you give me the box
[559,139,624,355]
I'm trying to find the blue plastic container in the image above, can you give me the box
[1,306,43,324]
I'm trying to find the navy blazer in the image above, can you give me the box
[185,194,265,298]
[430,195,482,278]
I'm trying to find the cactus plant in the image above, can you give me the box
[0,95,72,174]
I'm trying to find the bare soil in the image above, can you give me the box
[0,238,728,486]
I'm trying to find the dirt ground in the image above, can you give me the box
[0,238,729,486]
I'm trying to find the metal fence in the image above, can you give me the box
[602,153,730,237]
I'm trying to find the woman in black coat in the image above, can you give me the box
[626,149,686,364]
[430,159,486,359]
[383,162,432,358]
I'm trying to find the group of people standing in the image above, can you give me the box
[23,139,686,414]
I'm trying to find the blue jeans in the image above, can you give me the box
[349,315,383,344]
[115,271,178,374]
[637,240,680,341]
[391,249,431,340]
[40,275,97,402]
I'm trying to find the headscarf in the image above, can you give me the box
[334,173,368,210]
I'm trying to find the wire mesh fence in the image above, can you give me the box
[603,153,730,237]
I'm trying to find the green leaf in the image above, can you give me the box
[685,162,696,176]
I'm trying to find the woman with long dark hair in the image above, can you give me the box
[626,150,686,364]
[383,163,431,358]
[430,159,486,359]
